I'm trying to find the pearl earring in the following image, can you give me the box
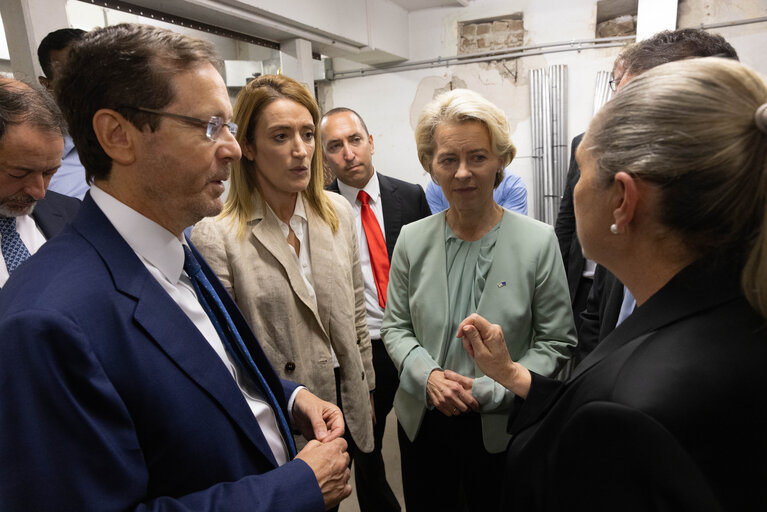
[610,224,619,234]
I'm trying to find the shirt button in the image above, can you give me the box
[285,361,296,373]
[361,371,365,380]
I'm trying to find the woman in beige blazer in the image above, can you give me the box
[192,75,374,455]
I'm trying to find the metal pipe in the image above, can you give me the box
[698,15,767,30]
[329,40,629,80]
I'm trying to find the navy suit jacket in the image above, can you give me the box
[326,172,432,261]
[0,195,323,511]
[31,190,81,239]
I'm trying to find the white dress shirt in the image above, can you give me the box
[336,171,385,339]
[90,185,291,465]
[270,194,340,368]
[0,214,46,287]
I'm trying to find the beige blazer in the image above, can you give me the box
[192,191,374,452]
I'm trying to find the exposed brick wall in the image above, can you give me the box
[458,15,524,55]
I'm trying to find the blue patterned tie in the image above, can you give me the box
[182,244,297,458]
[0,216,31,274]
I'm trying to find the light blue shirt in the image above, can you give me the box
[426,170,528,215]
[48,135,89,199]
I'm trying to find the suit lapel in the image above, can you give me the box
[32,202,66,239]
[305,199,333,336]
[378,174,401,261]
[570,259,742,381]
[73,197,280,468]
[249,196,327,337]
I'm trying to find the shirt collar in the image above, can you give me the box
[90,185,186,285]
[270,193,308,240]
[337,170,380,206]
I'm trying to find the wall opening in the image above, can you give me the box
[596,0,638,38]
[457,13,524,55]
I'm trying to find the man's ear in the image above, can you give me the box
[92,109,138,166]
[368,133,375,155]
[611,171,639,234]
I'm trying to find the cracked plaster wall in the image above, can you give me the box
[320,0,767,218]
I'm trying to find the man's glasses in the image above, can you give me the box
[120,106,238,141]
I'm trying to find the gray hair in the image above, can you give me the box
[587,57,767,318]
[415,88,516,187]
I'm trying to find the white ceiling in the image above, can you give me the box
[388,0,470,11]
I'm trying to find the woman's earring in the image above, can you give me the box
[610,224,619,235]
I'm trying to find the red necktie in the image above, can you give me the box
[357,190,389,308]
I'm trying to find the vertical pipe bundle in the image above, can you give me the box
[529,64,567,224]
[593,70,613,115]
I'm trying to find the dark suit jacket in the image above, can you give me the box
[503,258,767,511]
[31,190,81,239]
[555,133,584,301]
[326,172,432,261]
[0,195,323,511]
[576,264,624,362]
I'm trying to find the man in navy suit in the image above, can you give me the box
[0,24,350,511]
[322,107,432,512]
[0,78,79,288]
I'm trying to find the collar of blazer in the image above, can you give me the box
[569,257,744,381]
[248,192,331,339]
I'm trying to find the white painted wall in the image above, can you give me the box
[321,0,767,219]
[321,0,623,217]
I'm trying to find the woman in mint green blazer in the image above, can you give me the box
[381,89,576,512]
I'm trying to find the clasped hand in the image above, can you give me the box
[293,389,352,509]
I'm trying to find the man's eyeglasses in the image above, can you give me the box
[120,106,238,141]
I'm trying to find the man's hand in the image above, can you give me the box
[296,438,351,510]
[426,369,479,416]
[456,313,531,399]
[292,388,345,443]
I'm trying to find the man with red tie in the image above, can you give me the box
[322,108,432,512]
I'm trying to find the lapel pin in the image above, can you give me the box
[497,281,507,288]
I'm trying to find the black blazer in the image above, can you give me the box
[326,172,432,261]
[555,134,584,301]
[31,190,81,239]
[504,258,767,511]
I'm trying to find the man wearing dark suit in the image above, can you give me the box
[555,133,591,341]
[322,107,431,512]
[0,24,351,511]
[0,78,79,288]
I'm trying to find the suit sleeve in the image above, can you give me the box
[425,181,448,214]
[516,228,577,374]
[381,226,441,406]
[497,174,528,216]
[551,401,722,512]
[0,310,323,512]
[576,264,606,364]
[191,220,236,300]
[415,184,433,219]
[555,136,582,267]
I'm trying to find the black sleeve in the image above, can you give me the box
[551,401,723,512]
[555,134,584,269]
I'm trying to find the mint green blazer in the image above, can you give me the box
[381,209,576,453]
